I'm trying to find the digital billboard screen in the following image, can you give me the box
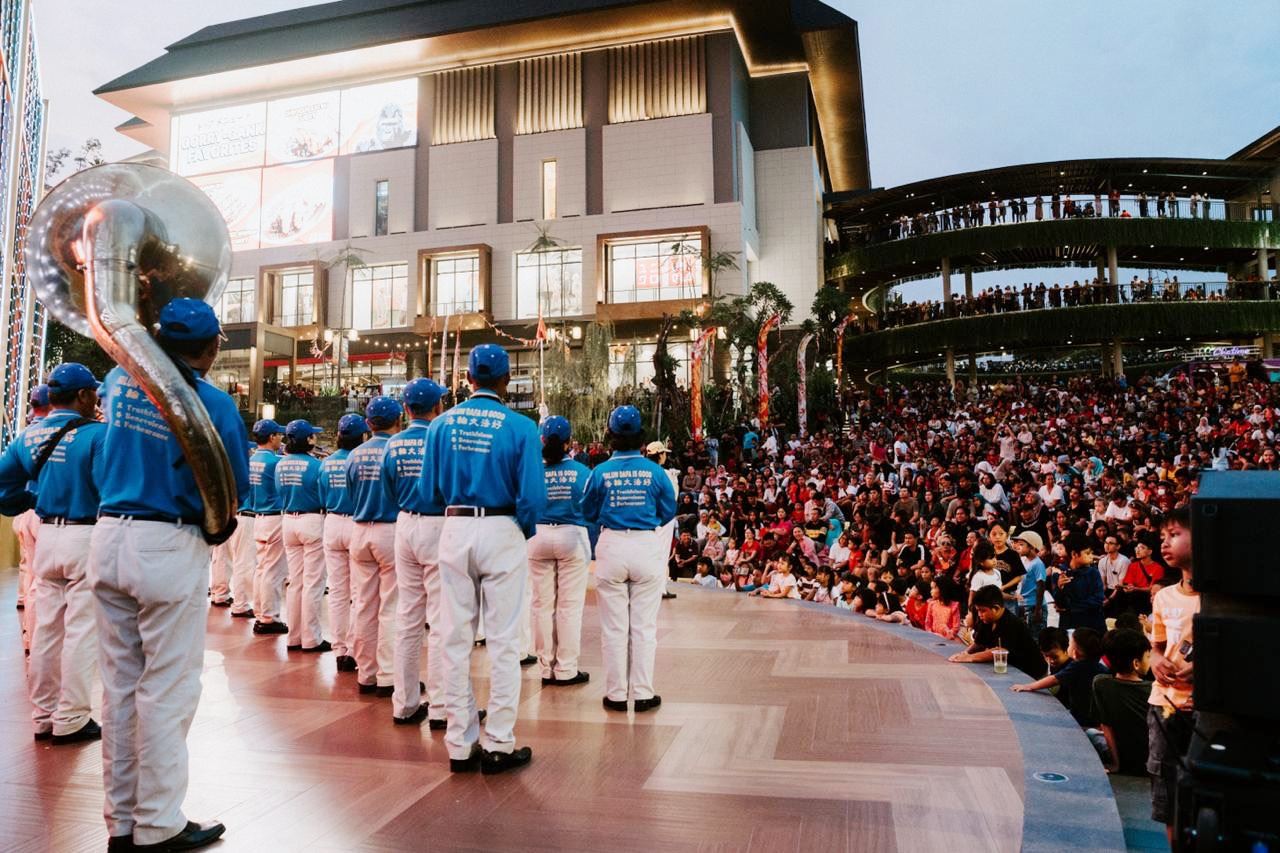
[266,90,341,164]
[340,78,419,154]
[172,103,267,176]
[260,159,334,247]
[189,168,263,251]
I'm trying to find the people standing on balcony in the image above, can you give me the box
[1109,188,1120,217]
[1034,195,1044,220]
[1138,192,1149,217]
[1051,192,1061,219]
[1189,192,1200,218]
[1166,191,1178,217]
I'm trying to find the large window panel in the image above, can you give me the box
[607,234,702,304]
[215,277,256,325]
[275,269,316,327]
[516,249,583,319]
[434,255,480,315]
[352,263,409,330]
[609,341,692,388]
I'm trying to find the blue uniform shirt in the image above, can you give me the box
[346,433,398,523]
[0,409,107,519]
[274,452,323,513]
[423,389,545,538]
[248,448,284,513]
[97,367,250,519]
[539,458,590,527]
[582,450,677,531]
[319,449,356,515]
[381,419,441,514]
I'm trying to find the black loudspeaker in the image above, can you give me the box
[1191,471,1280,599]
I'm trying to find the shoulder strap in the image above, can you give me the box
[31,417,95,482]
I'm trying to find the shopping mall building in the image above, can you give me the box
[95,0,870,412]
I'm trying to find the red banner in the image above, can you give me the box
[756,313,781,426]
[797,333,814,438]
[689,327,718,440]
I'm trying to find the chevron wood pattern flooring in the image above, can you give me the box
[0,572,1023,852]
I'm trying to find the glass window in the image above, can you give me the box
[608,340,693,388]
[275,269,315,326]
[516,249,583,319]
[542,160,557,220]
[215,276,256,325]
[606,234,701,304]
[433,254,480,315]
[352,263,409,330]
[374,180,390,236]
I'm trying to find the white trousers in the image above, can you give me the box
[392,513,445,719]
[349,522,397,687]
[527,524,590,679]
[595,528,666,702]
[28,523,98,736]
[282,513,327,648]
[322,513,354,657]
[438,515,527,760]
[15,508,38,648]
[208,537,231,604]
[252,515,288,622]
[227,514,256,614]
[90,517,208,846]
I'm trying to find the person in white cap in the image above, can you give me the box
[646,439,680,600]
[275,419,330,653]
[528,415,592,687]
[584,406,677,713]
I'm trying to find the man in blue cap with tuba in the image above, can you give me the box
[424,343,544,774]
[92,297,249,851]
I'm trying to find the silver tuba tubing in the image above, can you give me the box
[26,163,238,537]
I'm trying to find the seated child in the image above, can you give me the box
[1011,627,1109,726]
[924,579,961,640]
[1089,628,1153,775]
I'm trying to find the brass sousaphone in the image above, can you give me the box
[25,162,238,538]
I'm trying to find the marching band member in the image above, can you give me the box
[14,382,50,650]
[319,414,369,673]
[275,419,330,653]
[247,419,289,636]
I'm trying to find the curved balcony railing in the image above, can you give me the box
[842,298,1280,364]
[826,217,1279,283]
[878,280,1278,330]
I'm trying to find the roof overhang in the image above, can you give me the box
[95,0,870,190]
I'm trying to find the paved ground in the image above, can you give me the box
[1111,773,1170,851]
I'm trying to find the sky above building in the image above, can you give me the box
[39,0,1279,188]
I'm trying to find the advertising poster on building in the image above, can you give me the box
[340,78,418,154]
[190,168,263,251]
[266,90,340,164]
[172,103,267,176]
[260,159,334,247]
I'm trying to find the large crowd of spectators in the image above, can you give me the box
[559,371,1277,783]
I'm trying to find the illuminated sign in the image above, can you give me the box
[260,159,334,247]
[340,79,418,154]
[635,256,700,291]
[172,103,266,176]
[190,168,262,251]
[266,91,340,164]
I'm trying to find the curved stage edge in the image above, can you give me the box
[1,574,1125,852]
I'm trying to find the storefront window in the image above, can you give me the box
[274,269,315,326]
[352,263,409,330]
[516,248,582,319]
[434,255,480,315]
[608,340,692,388]
[215,276,256,325]
[607,234,701,304]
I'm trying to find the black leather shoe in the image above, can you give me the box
[133,820,225,851]
[662,592,677,600]
[358,682,378,695]
[210,598,232,608]
[52,719,101,745]
[106,833,134,851]
[252,621,288,635]
[34,729,52,741]
[519,655,537,667]
[429,708,484,730]
[335,655,357,672]
[302,641,332,653]
[286,644,302,651]
[450,744,482,773]
[375,685,393,698]
[602,697,628,713]
[634,695,662,713]
[474,638,486,647]
[542,671,590,687]
[393,704,429,726]
[481,746,532,775]
[230,608,254,618]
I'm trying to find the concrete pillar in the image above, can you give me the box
[1107,244,1119,289]
[967,350,977,385]
[964,269,974,299]
[1096,255,1106,285]
[1112,339,1124,378]
[1100,343,1112,378]
[941,256,953,307]
[945,347,956,389]
[1260,248,1270,282]
[1262,332,1275,359]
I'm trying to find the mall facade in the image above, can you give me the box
[95,0,870,412]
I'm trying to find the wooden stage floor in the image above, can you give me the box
[1,573,1024,852]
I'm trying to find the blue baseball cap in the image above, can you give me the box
[541,415,571,442]
[337,413,369,437]
[285,419,323,439]
[365,396,403,424]
[251,419,285,438]
[47,363,100,393]
[468,344,510,379]
[403,377,445,410]
[28,383,49,408]
[157,298,221,341]
[608,405,643,436]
